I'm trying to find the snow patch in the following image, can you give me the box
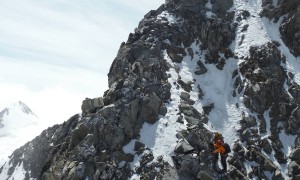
[205,0,212,9]
[0,161,27,180]
[205,1,215,18]
[124,50,187,173]
[185,41,241,147]
[206,11,215,18]
[157,11,181,25]
[138,51,187,166]
[233,0,270,57]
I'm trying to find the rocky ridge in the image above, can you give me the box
[1,0,300,180]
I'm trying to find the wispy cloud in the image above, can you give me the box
[0,0,164,126]
[0,0,164,70]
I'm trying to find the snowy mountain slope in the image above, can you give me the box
[125,0,298,176]
[230,0,299,178]
[1,0,300,179]
[0,101,41,164]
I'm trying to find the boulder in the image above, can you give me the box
[179,154,201,175]
[179,101,191,112]
[134,141,145,151]
[227,156,245,171]
[138,92,161,124]
[295,136,300,148]
[241,24,249,32]
[273,169,284,180]
[70,123,89,147]
[202,103,214,115]
[288,161,300,177]
[197,171,213,180]
[180,92,195,105]
[177,115,184,124]
[81,97,104,116]
[177,79,193,92]
[174,139,195,154]
[290,148,300,162]
[258,115,267,134]
[194,60,208,75]
[240,129,251,142]
[263,159,277,172]
[165,38,186,60]
[119,99,139,138]
[159,104,168,116]
[228,168,248,179]
[285,117,300,135]
[187,47,194,59]
[236,10,250,22]
[180,92,190,100]
[245,147,277,172]
[185,116,199,125]
[259,139,272,155]
[168,53,183,63]
[244,116,257,127]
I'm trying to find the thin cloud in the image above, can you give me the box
[0,0,164,127]
[0,0,131,71]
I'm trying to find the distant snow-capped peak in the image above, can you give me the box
[0,101,38,131]
[17,101,37,117]
[0,101,41,164]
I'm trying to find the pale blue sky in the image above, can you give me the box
[0,0,164,125]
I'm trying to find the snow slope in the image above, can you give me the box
[0,161,28,180]
[0,101,42,165]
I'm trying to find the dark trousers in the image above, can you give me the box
[214,153,227,171]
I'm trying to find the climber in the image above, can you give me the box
[209,132,223,151]
[213,132,223,143]
[212,139,227,172]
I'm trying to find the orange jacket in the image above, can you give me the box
[213,143,226,155]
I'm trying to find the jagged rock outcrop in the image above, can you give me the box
[81,97,104,116]
[239,42,288,114]
[231,40,300,179]
[280,7,300,56]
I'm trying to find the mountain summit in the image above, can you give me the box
[1,0,300,179]
[0,101,39,163]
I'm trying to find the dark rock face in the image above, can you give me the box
[261,0,300,56]
[280,7,300,56]
[232,42,300,179]
[239,42,287,114]
[0,108,9,128]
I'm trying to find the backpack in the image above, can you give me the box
[224,143,231,154]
